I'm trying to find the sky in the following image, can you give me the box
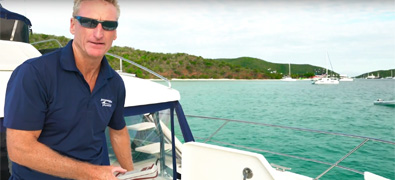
[1,0,394,77]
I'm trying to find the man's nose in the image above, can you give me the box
[93,23,104,39]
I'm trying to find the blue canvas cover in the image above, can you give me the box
[0,4,32,42]
[0,4,32,26]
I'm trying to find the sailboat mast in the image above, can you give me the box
[325,53,328,75]
[327,52,334,77]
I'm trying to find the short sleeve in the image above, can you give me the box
[107,77,126,130]
[4,62,47,130]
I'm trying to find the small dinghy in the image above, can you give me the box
[374,99,395,106]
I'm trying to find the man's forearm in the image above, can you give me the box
[7,128,120,180]
[110,127,134,171]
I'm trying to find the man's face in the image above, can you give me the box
[70,0,118,59]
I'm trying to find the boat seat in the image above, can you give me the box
[127,122,156,131]
[135,142,172,155]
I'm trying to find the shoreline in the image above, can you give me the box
[150,78,313,81]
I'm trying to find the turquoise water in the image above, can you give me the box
[171,79,395,180]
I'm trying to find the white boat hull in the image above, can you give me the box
[312,78,339,85]
[281,77,297,81]
[374,100,395,106]
[340,78,354,82]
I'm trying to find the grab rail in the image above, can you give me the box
[30,39,171,88]
[31,39,63,47]
[185,114,394,179]
[186,115,394,145]
[105,52,171,88]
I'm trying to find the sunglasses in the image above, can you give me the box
[74,16,118,31]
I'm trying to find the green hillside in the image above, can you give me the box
[214,57,333,79]
[356,69,395,79]
[29,33,328,79]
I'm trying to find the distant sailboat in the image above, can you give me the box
[281,63,297,81]
[385,70,394,79]
[312,52,339,85]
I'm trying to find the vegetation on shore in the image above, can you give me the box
[355,69,395,79]
[30,33,338,79]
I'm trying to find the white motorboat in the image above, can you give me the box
[339,77,354,81]
[0,7,392,180]
[374,99,395,107]
[366,74,378,79]
[339,75,354,82]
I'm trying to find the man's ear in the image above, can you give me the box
[70,18,75,35]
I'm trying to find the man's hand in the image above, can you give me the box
[84,165,127,180]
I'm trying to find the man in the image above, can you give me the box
[4,0,134,179]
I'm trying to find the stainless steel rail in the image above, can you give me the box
[314,139,369,179]
[186,114,395,145]
[105,52,171,88]
[31,39,63,47]
[30,39,171,88]
[185,114,395,179]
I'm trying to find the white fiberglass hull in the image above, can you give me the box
[340,78,354,82]
[281,77,297,81]
[312,78,339,85]
[374,100,395,106]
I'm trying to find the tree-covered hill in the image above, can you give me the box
[30,33,268,79]
[29,33,328,79]
[215,57,332,79]
[355,69,395,79]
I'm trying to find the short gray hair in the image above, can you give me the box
[73,0,120,19]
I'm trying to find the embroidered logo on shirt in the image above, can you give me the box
[101,99,112,107]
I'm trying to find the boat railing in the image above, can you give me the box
[30,39,172,88]
[31,39,63,47]
[104,52,171,88]
[184,114,395,179]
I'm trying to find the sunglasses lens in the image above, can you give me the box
[102,21,118,31]
[77,17,97,28]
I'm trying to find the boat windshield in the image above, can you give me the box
[106,108,182,180]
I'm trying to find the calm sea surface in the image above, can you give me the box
[171,79,395,180]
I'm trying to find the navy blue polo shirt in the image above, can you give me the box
[4,40,126,179]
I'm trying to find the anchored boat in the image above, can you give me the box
[374,99,395,107]
[312,52,339,85]
[281,63,297,81]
